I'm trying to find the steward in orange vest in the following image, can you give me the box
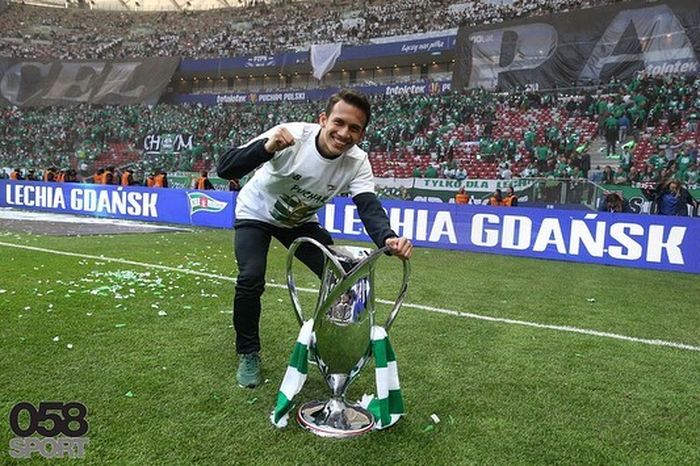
[102,166,115,185]
[10,168,23,180]
[154,171,168,188]
[503,187,518,206]
[194,172,214,190]
[121,169,135,186]
[455,187,470,204]
[488,189,504,206]
[43,168,56,182]
[94,169,105,184]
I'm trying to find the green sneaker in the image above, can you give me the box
[237,352,262,388]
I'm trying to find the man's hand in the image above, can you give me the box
[385,236,413,260]
[264,127,295,154]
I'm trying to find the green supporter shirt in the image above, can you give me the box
[536,146,549,161]
[677,154,692,173]
[605,116,618,130]
[684,169,698,184]
[524,131,536,145]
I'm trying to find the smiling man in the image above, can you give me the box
[217,89,412,388]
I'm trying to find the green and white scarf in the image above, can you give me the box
[270,320,404,430]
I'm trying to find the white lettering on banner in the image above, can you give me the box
[569,219,605,257]
[608,223,643,261]
[646,225,685,264]
[216,94,247,104]
[469,214,686,265]
[415,210,429,241]
[323,204,342,234]
[502,216,531,250]
[343,205,363,236]
[5,184,66,209]
[532,218,567,254]
[390,208,415,239]
[384,84,426,96]
[471,213,499,247]
[429,211,457,243]
[387,208,457,244]
[69,189,158,217]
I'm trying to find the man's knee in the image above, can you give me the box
[235,272,266,296]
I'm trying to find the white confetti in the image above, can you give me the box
[430,414,441,424]
[52,336,60,342]
[66,344,74,350]
[158,310,168,317]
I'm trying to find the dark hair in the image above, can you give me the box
[325,89,371,129]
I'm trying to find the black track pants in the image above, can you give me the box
[232,220,333,354]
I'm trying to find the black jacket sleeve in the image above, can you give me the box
[217,139,273,180]
[353,192,397,248]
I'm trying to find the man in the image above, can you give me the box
[194,171,214,190]
[121,169,135,186]
[217,89,413,388]
[455,187,469,205]
[503,186,518,206]
[643,179,697,216]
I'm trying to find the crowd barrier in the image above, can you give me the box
[1,180,697,274]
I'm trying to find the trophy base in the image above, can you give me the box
[297,399,375,438]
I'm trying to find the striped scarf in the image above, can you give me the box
[270,320,404,430]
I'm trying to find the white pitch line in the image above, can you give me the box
[1,240,699,353]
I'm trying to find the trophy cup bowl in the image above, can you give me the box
[287,237,410,438]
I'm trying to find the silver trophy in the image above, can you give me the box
[286,237,410,438]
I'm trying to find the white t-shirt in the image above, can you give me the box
[235,122,375,228]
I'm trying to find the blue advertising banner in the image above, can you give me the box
[178,35,455,73]
[0,181,235,229]
[317,197,700,274]
[338,35,456,61]
[3,181,698,273]
[171,81,452,106]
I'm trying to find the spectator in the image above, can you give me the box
[598,191,630,213]
[643,179,698,216]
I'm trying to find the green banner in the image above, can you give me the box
[169,174,231,191]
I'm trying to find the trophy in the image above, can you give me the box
[286,237,410,438]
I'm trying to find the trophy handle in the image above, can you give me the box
[286,237,346,327]
[384,258,410,332]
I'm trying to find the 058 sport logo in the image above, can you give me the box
[8,401,89,459]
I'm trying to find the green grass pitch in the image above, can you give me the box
[1,228,699,465]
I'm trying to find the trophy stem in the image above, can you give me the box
[297,397,375,438]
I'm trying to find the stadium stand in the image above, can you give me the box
[1,0,621,59]
[1,74,698,187]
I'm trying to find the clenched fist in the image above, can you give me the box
[264,127,295,154]
[385,236,413,261]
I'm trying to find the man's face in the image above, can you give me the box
[318,100,366,157]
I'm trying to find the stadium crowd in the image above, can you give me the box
[2,74,698,191]
[0,0,623,59]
